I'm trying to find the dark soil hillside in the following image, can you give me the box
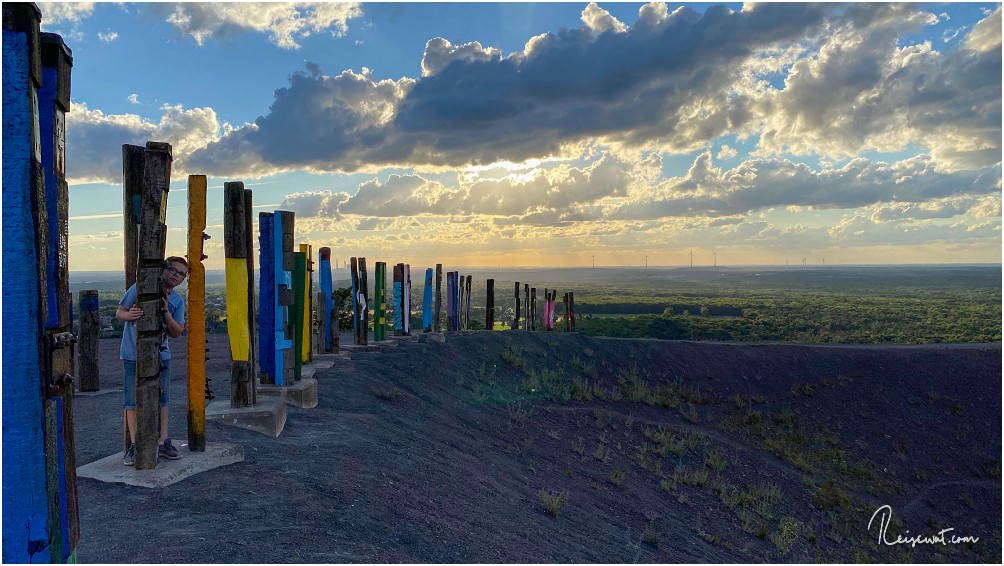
[74,332,1001,563]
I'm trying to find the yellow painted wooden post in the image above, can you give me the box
[224,182,253,407]
[186,175,207,451]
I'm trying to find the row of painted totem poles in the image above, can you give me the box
[3,4,79,562]
[341,262,578,346]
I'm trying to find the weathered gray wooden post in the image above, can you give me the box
[569,291,576,332]
[486,279,495,330]
[244,188,258,387]
[225,182,254,408]
[513,282,520,330]
[122,145,144,291]
[530,287,537,331]
[135,142,172,469]
[465,275,472,331]
[526,283,534,331]
[77,290,100,392]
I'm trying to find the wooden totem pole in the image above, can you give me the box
[299,244,313,364]
[134,141,173,470]
[257,213,275,382]
[513,282,520,330]
[224,182,255,407]
[275,211,295,385]
[187,175,208,450]
[292,248,306,379]
[319,247,334,351]
[434,264,443,332]
[77,290,100,392]
[486,279,495,330]
[422,268,433,332]
[530,287,537,331]
[350,257,369,345]
[374,261,387,341]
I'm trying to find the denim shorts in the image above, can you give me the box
[122,359,170,409]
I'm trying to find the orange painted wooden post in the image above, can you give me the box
[187,175,208,450]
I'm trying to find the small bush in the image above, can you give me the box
[770,516,802,554]
[642,528,659,547]
[539,489,568,518]
[610,468,626,486]
[705,449,727,473]
[373,387,401,401]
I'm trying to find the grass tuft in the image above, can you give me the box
[538,489,569,518]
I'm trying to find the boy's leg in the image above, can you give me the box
[123,361,137,444]
[159,360,170,442]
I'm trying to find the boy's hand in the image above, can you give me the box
[124,304,143,321]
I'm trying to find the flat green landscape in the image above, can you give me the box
[72,265,1001,344]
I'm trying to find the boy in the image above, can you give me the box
[116,256,187,465]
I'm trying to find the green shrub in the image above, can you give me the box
[539,489,568,518]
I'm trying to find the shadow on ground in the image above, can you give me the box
[73,332,1002,563]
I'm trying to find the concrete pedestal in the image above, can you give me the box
[258,377,318,409]
[76,442,244,488]
[206,396,286,437]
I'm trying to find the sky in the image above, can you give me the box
[37,1,1002,271]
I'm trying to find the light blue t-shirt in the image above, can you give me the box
[118,283,186,362]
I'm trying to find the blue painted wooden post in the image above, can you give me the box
[319,247,333,352]
[2,4,51,562]
[258,213,275,383]
[433,264,442,332]
[39,29,78,560]
[454,272,461,331]
[273,211,294,386]
[403,264,412,335]
[392,263,403,334]
[422,268,433,332]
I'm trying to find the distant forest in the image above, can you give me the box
[75,265,1001,344]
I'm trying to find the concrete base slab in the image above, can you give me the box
[258,377,318,409]
[76,442,244,489]
[373,339,398,348]
[388,334,419,342]
[314,350,352,361]
[206,396,286,437]
[421,333,446,343]
[74,388,123,398]
[342,343,381,352]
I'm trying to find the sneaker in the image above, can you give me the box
[123,444,135,466]
[158,438,181,460]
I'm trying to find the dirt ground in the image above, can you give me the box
[72,331,1001,563]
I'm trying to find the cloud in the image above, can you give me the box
[98,31,118,43]
[38,3,95,25]
[187,3,998,179]
[282,153,640,222]
[606,151,1001,221]
[581,2,628,35]
[421,38,502,77]
[716,144,738,160]
[186,67,415,177]
[128,94,140,104]
[755,4,1001,171]
[66,102,224,183]
[155,2,363,49]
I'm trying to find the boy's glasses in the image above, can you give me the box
[166,266,188,279]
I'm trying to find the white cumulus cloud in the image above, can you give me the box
[156,2,363,49]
